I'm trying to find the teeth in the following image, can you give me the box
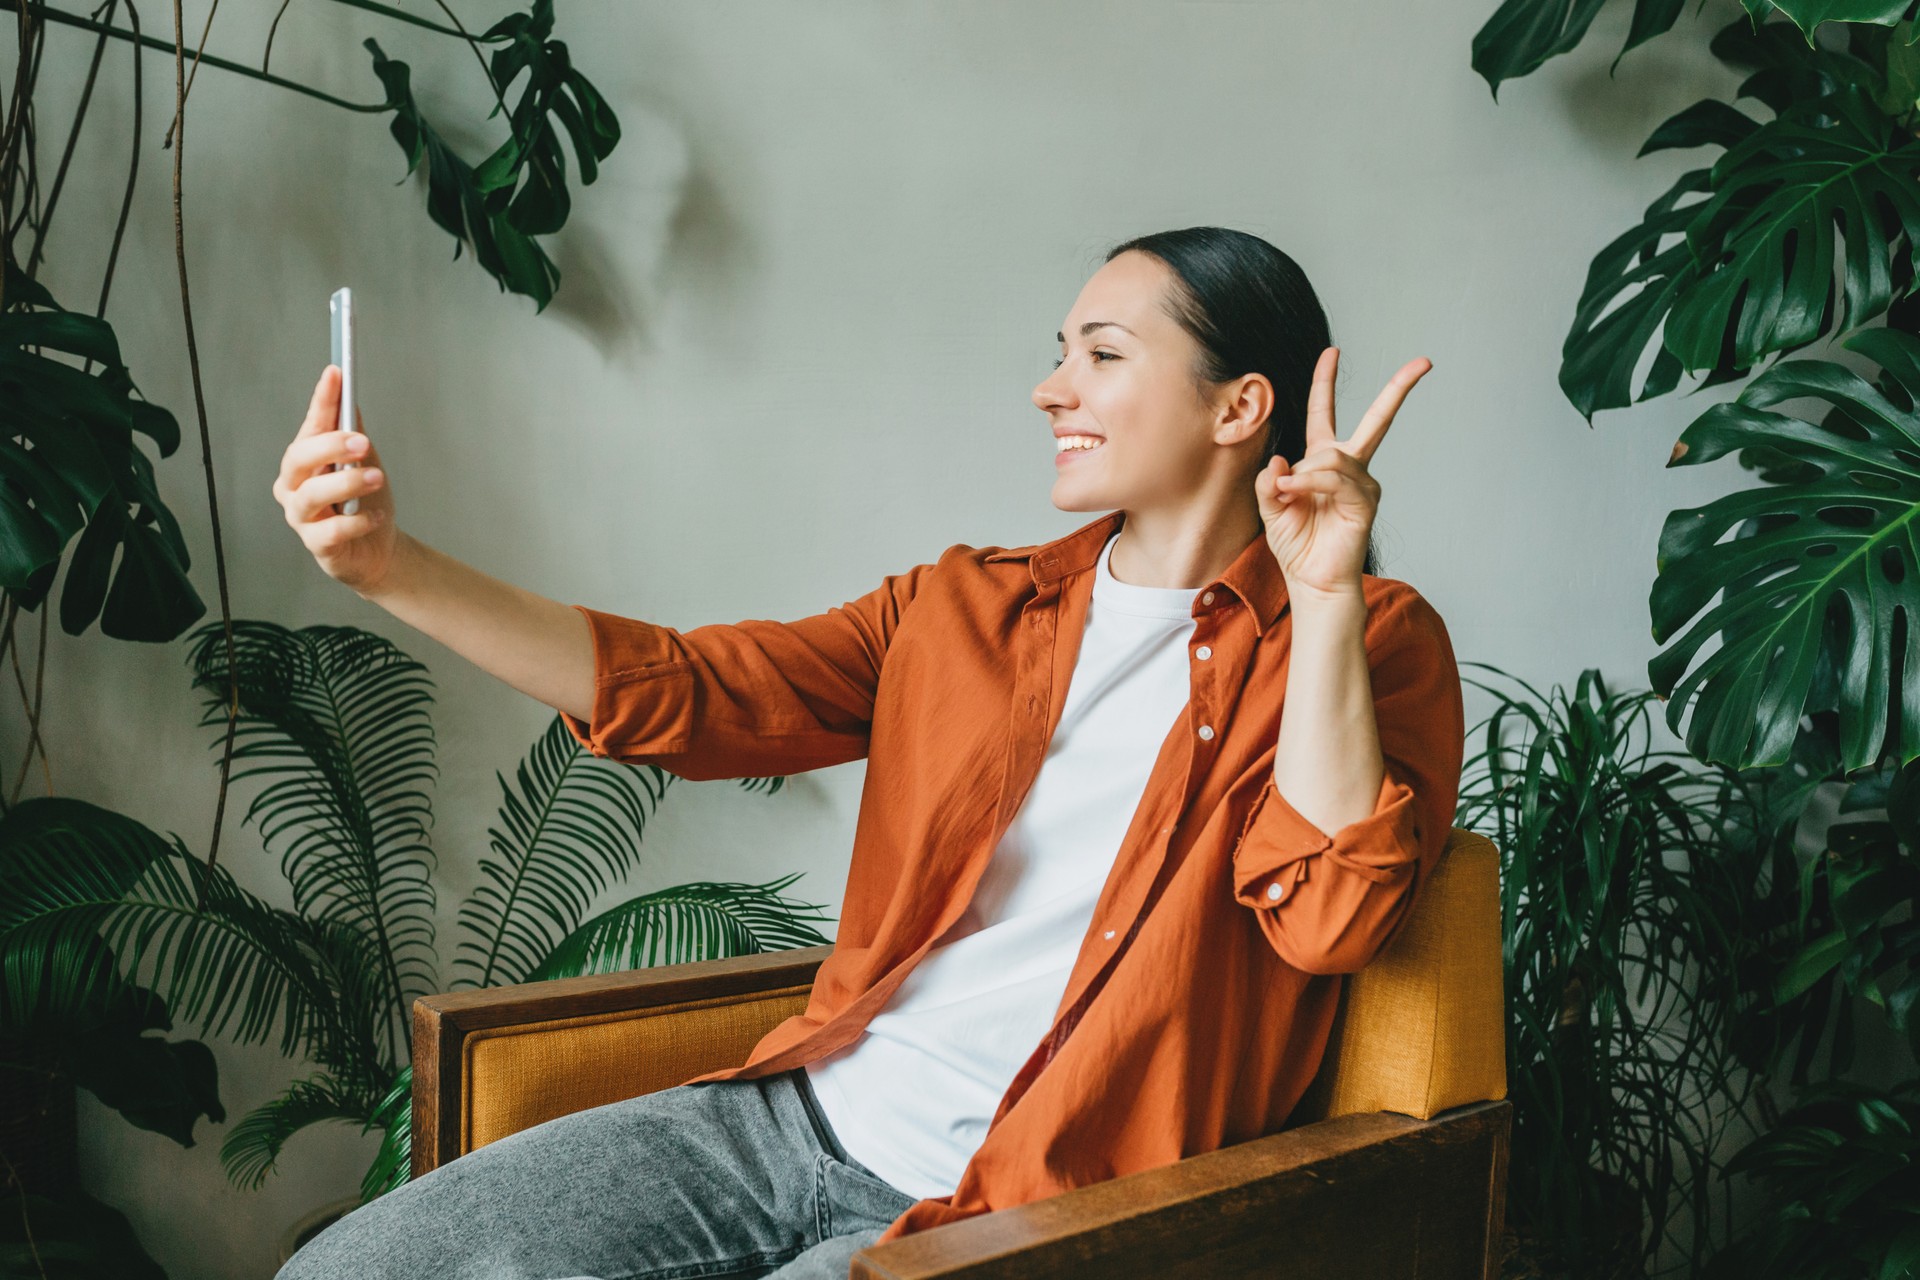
[1055,435,1104,452]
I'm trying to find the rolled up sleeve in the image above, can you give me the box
[560,560,935,781]
[1230,585,1464,975]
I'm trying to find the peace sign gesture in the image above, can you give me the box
[1255,346,1431,600]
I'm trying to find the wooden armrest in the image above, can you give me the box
[411,944,834,1176]
[849,1099,1512,1280]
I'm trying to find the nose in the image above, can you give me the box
[1033,361,1075,413]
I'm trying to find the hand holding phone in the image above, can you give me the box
[330,286,361,516]
[272,291,397,597]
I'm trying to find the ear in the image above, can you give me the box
[1212,372,1273,448]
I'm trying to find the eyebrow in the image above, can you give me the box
[1056,321,1137,343]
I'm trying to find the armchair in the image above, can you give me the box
[412,827,1510,1278]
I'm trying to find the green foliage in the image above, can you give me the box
[364,0,621,313]
[1456,663,1769,1272]
[454,715,665,989]
[0,963,225,1149]
[529,874,834,980]
[184,620,442,1066]
[0,261,198,640]
[1649,327,1920,772]
[1469,0,1920,99]
[1754,752,1920,1068]
[1702,1079,1920,1280]
[1471,0,1685,99]
[0,619,832,1207]
[1557,15,1920,421]
[0,1188,168,1280]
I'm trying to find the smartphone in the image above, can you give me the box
[329,286,361,516]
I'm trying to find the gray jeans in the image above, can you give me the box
[277,1067,921,1280]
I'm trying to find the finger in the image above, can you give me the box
[1273,470,1358,498]
[1305,347,1339,451]
[284,426,372,491]
[297,366,341,440]
[305,509,384,552]
[287,464,384,524]
[1346,358,1432,463]
[1286,446,1372,480]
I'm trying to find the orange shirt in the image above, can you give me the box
[561,507,1464,1245]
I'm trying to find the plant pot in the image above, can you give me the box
[0,1037,77,1199]
[277,1195,363,1266]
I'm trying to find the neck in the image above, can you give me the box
[1106,503,1263,591]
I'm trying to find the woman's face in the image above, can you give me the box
[1033,250,1268,516]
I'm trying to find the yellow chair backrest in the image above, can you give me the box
[1289,827,1509,1124]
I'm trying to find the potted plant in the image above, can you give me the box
[1,617,836,1261]
[4,1,624,1268]
[1456,662,1772,1278]
[1467,0,1920,1267]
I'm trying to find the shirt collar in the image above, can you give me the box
[984,510,1290,638]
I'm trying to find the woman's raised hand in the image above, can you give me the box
[1254,346,1431,600]
[273,365,398,595]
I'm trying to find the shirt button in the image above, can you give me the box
[1195,645,1212,660]
[1202,591,1216,605]
[1267,881,1284,901]
[1104,929,1116,940]
[1197,725,1214,741]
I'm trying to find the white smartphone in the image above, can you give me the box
[329,286,361,516]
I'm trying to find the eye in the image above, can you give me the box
[1052,350,1118,368]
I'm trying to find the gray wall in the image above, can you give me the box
[14,1,1806,1275]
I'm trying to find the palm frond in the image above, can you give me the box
[454,715,675,988]
[220,1071,377,1190]
[359,1065,412,1202]
[281,912,403,1089]
[530,874,834,980]
[0,796,337,1059]
[184,619,440,1060]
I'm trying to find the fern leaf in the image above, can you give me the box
[454,715,677,988]
[185,619,440,1060]
[530,874,834,980]
[359,1065,412,1202]
[220,1072,374,1190]
[1,796,336,1061]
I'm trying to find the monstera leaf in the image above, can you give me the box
[1468,0,1920,97]
[1563,80,1920,418]
[0,260,200,640]
[0,922,225,1148]
[1668,85,1920,368]
[1649,326,1920,771]
[1470,0,1685,97]
[1743,0,1920,42]
[362,0,619,312]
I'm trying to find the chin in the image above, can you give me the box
[1048,485,1110,514]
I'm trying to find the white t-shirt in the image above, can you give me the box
[804,528,1201,1199]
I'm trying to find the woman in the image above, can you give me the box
[270,226,1460,1280]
